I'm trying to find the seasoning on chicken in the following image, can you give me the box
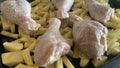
[1,0,40,35]
[70,15,108,59]
[52,0,74,19]
[85,0,114,23]
[34,18,70,67]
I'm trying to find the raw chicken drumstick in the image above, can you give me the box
[85,0,114,23]
[34,18,70,67]
[52,0,74,19]
[1,0,40,35]
[70,15,108,59]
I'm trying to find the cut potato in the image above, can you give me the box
[22,50,33,65]
[110,47,120,55]
[1,51,24,66]
[79,51,89,67]
[92,56,108,68]
[62,56,74,68]
[1,30,19,39]
[15,64,38,68]
[66,39,74,47]
[18,27,30,38]
[45,62,56,68]
[13,37,30,43]
[80,56,89,67]
[25,38,37,52]
[1,16,11,31]
[56,58,63,68]
[3,42,23,51]
[73,45,80,58]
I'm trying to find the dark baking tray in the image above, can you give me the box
[0,0,120,68]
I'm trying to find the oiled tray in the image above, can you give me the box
[0,0,120,68]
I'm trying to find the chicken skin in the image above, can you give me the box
[70,15,108,59]
[85,0,114,23]
[1,0,40,35]
[34,18,70,67]
[52,0,74,19]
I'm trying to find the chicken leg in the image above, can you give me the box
[34,18,70,67]
[52,0,74,19]
[85,0,114,23]
[70,15,108,59]
[1,0,40,35]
